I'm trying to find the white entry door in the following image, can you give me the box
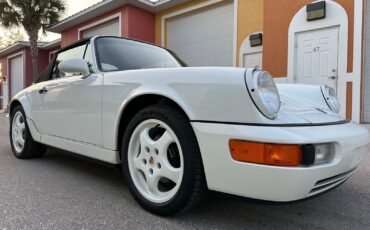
[295,27,339,90]
[243,51,262,69]
[10,55,24,98]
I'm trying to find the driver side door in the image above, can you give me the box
[32,42,103,146]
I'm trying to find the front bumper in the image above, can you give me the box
[191,121,368,202]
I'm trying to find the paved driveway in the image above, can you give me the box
[0,113,369,229]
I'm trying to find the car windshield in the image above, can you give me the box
[95,37,186,72]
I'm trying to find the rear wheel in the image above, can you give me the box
[10,105,46,159]
[122,105,206,216]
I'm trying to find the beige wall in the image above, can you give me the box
[236,0,263,65]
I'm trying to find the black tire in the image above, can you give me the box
[9,105,46,159]
[121,105,206,216]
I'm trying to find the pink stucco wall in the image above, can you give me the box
[61,4,155,47]
[0,45,59,109]
[1,3,154,109]
[125,5,155,43]
[24,48,54,87]
[0,49,26,109]
[0,57,7,109]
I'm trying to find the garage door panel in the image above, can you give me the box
[167,1,234,67]
[363,0,370,122]
[10,55,24,98]
[82,19,119,38]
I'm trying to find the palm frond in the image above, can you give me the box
[0,0,66,79]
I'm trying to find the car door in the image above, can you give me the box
[31,42,103,146]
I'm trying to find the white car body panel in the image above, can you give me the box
[29,74,103,146]
[9,36,368,202]
[102,67,261,150]
[102,68,345,150]
[192,121,368,201]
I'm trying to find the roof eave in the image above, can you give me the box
[40,39,62,50]
[47,0,192,34]
[0,42,29,59]
[0,39,61,59]
[48,0,126,33]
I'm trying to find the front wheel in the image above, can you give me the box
[9,105,46,159]
[122,105,206,216]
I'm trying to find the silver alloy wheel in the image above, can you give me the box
[128,119,184,204]
[12,111,26,153]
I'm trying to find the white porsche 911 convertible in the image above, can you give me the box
[9,36,368,216]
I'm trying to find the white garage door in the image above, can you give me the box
[82,19,119,38]
[363,2,370,122]
[10,55,24,98]
[167,1,234,67]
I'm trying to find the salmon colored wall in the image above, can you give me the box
[61,27,78,48]
[0,49,27,102]
[0,58,7,109]
[0,46,57,108]
[24,48,32,86]
[346,81,353,119]
[0,58,7,84]
[126,5,155,43]
[29,47,61,83]
[37,49,52,77]
[47,47,61,61]
[24,48,48,86]
[61,7,123,47]
[263,0,354,77]
[61,5,155,48]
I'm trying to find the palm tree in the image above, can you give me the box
[0,0,65,80]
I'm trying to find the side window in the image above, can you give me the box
[51,44,87,80]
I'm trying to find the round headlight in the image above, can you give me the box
[321,85,340,113]
[245,69,281,119]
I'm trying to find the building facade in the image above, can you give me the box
[263,0,364,123]
[0,40,60,109]
[1,0,369,123]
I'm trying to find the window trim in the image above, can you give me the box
[48,39,91,81]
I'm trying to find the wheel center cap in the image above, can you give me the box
[149,156,154,165]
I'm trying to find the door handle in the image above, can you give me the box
[39,87,48,94]
[328,76,337,80]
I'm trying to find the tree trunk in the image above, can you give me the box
[27,30,39,81]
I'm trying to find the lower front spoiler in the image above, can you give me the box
[191,121,368,202]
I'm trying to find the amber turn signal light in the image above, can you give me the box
[229,140,302,167]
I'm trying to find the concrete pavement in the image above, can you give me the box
[0,113,369,229]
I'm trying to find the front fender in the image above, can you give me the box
[9,87,34,119]
[118,85,196,121]
[111,85,196,150]
[102,67,261,150]
[9,85,42,142]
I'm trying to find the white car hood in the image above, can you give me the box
[273,84,345,124]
